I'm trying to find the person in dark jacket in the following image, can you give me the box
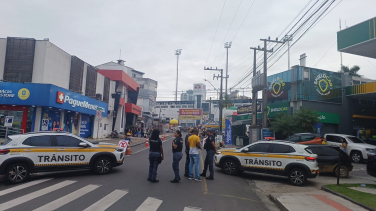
[200,128,218,180]
[171,130,184,183]
[184,129,192,177]
[147,129,164,183]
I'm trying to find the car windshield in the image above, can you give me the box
[347,136,366,144]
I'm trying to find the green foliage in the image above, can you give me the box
[271,108,320,138]
[270,113,296,138]
[223,94,233,109]
[339,65,361,77]
[325,184,376,209]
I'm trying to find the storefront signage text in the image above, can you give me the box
[0,90,15,98]
[269,77,285,97]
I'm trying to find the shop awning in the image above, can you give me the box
[98,69,140,92]
[125,103,142,116]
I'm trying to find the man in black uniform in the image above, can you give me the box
[184,129,192,177]
[200,128,218,180]
[148,129,164,183]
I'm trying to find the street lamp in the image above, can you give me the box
[224,42,232,95]
[175,49,182,101]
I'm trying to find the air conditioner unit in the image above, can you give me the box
[96,93,102,101]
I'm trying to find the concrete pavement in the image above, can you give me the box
[0,134,274,211]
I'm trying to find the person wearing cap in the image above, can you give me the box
[200,128,217,180]
[124,132,132,145]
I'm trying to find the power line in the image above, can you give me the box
[231,0,257,41]
[314,41,337,67]
[211,0,243,66]
[205,0,227,67]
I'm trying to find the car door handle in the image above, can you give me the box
[24,150,33,152]
[58,149,66,151]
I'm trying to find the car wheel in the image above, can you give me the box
[334,166,349,178]
[6,163,29,184]
[351,151,363,163]
[222,160,238,175]
[288,168,307,186]
[94,157,113,175]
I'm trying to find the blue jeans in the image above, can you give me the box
[189,154,200,179]
[202,150,215,178]
[172,152,183,180]
[148,152,161,180]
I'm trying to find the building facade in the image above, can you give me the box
[0,37,140,138]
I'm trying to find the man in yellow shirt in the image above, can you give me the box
[188,129,202,181]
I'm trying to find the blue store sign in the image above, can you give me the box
[80,115,92,138]
[225,119,232,145]
[0,82,107,117]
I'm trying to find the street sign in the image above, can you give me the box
[96,109,102,118]
[118,140,129,152]
[261,128,274,140]
[4,116,13,127]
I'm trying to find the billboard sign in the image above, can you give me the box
[179,109,202,116]
[237,104,261,115]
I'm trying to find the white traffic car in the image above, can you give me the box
[0,131,125,183]
[324,134,376,163]
[215,141,319,186]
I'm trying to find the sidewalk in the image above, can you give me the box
[270,191,367,211]
[89,133,175,147]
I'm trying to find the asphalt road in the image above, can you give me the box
[0,135,269,211]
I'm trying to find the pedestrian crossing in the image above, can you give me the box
[0,179,202,211]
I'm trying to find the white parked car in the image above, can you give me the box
[324,134,376,163]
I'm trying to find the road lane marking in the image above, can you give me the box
[204,192,262,202]
[135,197,163,211]
[83,189,128,211]
[199,152,208,193]
[33,184,100,211]
[133,138,173,154]
[0,178,53,197]
[0,180,76,211]
[184,207,202,211]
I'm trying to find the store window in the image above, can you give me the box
[40,108,61,131]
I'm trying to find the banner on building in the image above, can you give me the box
[237,104,261,115]
[179,109,202,120]
[225,119,232,145]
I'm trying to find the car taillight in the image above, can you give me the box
[0,150,10,155]
[305,156,316,162]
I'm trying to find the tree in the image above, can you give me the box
[292,109,320,132]
[339,65,361,77]
[270,108,321,139]
[270,113,296,138]
[223,94,233,108]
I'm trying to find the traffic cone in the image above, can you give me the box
[162,136,165,141]
[126,146,132,155]
[145,139,149,147]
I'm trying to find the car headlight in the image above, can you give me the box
[366,148,374,151]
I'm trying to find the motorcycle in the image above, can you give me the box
[110,130,119,138]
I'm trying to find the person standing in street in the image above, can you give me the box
[184,129,191,177]
[188,129,202,181]
[147,129,164,183]
[200,128,218,180]
[171,130,183,183]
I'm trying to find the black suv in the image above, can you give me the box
[306,145,352,177]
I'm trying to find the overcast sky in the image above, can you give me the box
[1,0,375,101]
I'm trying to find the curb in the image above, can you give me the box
[321,186,375,211]
[268,194,289,211]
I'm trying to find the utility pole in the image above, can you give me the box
[259,37,285,128]
[339,19,343,71]
[204,67,224,135]
[284,35,293,70]
[249,48,258,126]
[175,49,182,101]
[224,42,232,95]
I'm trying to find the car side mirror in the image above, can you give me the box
[79,142,88,147]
